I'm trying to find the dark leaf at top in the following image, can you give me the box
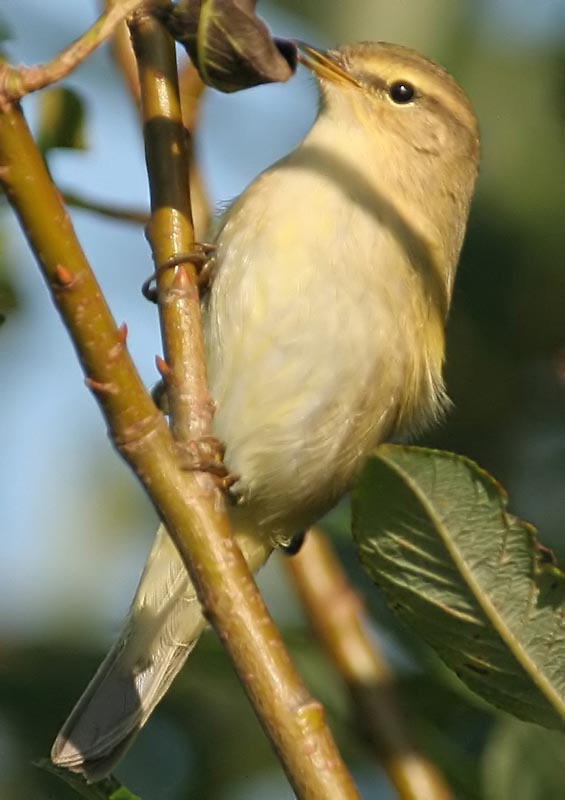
[162,0,297,92]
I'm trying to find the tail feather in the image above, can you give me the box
[51,520,271,781]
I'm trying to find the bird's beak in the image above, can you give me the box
[295,42,359,88]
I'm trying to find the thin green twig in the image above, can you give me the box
[0,0,154,107]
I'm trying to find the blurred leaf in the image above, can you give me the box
[399,673,491,800]
[0,276,17,320]
[37,760,141,800]
[109,789,142,800]
[352,445,565,731]
[0,227,19,324]
[556,46,565,126]
[37,86,87,153]
[163,0,296,92]
[1,641,287,799]
[482,718,565,800]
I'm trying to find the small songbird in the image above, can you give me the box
[52,41,480,779]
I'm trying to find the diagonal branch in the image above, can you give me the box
[0,14,359,800]
[287,528,453,800]
[127,13,360,798]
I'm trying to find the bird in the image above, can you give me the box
[51,40,480,780]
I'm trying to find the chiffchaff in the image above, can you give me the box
[52,41,479,779]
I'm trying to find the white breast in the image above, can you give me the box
[205,152,440,544]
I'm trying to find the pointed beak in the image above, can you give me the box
[295,42,359,88]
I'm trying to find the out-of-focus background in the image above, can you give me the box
[1,1,565,798]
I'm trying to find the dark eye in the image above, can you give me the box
[388,81,415,104]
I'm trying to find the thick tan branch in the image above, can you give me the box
[287,528,453,800]
[130,10,210,443]
[127,14,360,798]
[0,22,359,800]
[107,0,210,239]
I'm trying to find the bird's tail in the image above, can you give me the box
[50,519,271,782]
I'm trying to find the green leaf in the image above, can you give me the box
[163,0,296,92]
[36,759,142,800]
[352,445,565,731]
[37,86,87,153]
[482,718,565,800]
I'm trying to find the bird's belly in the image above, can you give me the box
[210,321,398,543]
[205,167,434,542]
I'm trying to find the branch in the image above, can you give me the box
[0,18,359,800]
[106,1,210,239]
[129,11,210,443]
[178,62,211,238]
[0,0,152,106]
[287,528,453,800]
[63,189,148,224]
[110,19,142,106]
[127,14,360,798]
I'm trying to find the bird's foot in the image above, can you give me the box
[142,242,216,302]
[152,390,238,496]
[175,436,239,494]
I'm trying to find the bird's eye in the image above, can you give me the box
[388,81,416,104]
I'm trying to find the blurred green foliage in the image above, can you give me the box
[37,86,88,154]
[0,223,19,326]
[1,1,564,799]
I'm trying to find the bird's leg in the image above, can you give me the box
[281,530,308,556]
[146,243,233,494]
[142,242,217,302]
[153,384,239,495]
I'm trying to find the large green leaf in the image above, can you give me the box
[352,445,565,730]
